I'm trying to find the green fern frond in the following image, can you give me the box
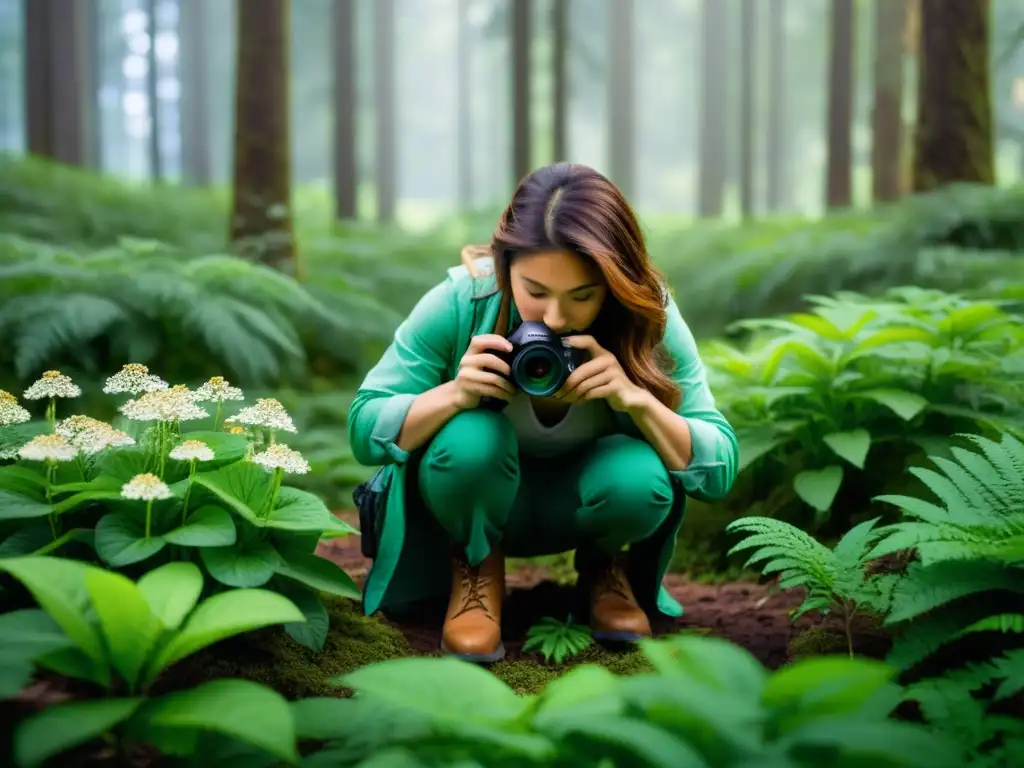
[958,613,1024,637]
[886,559,1024,626]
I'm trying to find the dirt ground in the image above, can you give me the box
[316,513,891,669]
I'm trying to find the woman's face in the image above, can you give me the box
[509,249,607,334]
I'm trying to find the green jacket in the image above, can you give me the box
[348,262,739,618]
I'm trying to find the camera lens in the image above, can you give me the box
[524,357,552,379]
[513,347,565,396]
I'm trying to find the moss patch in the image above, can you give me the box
[786,626,848,662]
[155,596,415,700]
[491,644,654,695]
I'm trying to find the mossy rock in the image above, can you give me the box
[155,596,416,700]
[786,626,849,661]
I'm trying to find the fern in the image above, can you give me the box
[522,615,594,665]
[726,516,889,656]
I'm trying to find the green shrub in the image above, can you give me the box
[705,286,1024,536]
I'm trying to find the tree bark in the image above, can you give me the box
[146,0,162,182]
[374,0,397,221]
[697,0,728,217]
[912,0,994,192]
[608,0,635,197]
[871,0,908,202]
[179,0,212,186]
[739,0,757,218]
[332,0,358,219]
[229,0,295,273]
[825,0,854,209]
[511,0,533,184]
[456,0,472,208]
[765,0,786,210]
[551,0,568,162]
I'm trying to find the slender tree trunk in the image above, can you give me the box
[23,0,96,166]
[871,0,908,202]
[765,0,786,210]
[825,0,854,208]
[179,0,211,185]
[456,0,472,208]
[511,0,533,184]
[739,0,756,218]
[332,0,358,219]
[229,0,295,273]
[697,0,728,217]
[912,0,994,192]
[551,0,568,162]
[374,0,396,221]
[146,0,162,182]
[608,0,634,197]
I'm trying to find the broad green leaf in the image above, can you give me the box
[823,429,871,469]
[145,589,305,680]
[642,634,767,693]
[0,609,76,696]
[536,664,622,712]
[13,697,144,768]
[163,505,237,547]
[94,513,167,566]
[0,557,108,684]
[0,521,56,556]
[194,462,271,526]
[280,586,330,652]
[137,562,204,630]
[542,714,708,768]
[83,568,161,690]
[130,679,298,763]
[855,389,927,421]
[289,696,357,740]
[51,474,123,495]
[776,718,964,767]
[274,552,360,598]
[0,488,52,520]
[265,486,339,532]
[50,487,126,515]
[848,326,934,356]
[736,429,789,472]
[788,312,847,340]
[0,465,47,494]
[93,448,150,483]
[174,430,249,466]
[335,656,527,723]
[0,660,35,698]
[200,538,280,587]
[793,466,843,513]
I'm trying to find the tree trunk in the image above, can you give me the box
[825,0,854,209]
[739,0,756,218]
[608,0,634,197]
[871,0,908,202]
[912,0,994,192]
[374,0,396,222]
[456,0,472,208]
[23,0,96,166]
[179,0,212,185]
[697,0,728,217]
[511,0,533,184]
[332,0,358,219]
[765,0,786,211]
[551,0,568,162]
[229,0,295,273]
[146,0,162,182]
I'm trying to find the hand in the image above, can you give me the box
[451,334,516,410]
[555,335,648,413]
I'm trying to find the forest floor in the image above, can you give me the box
[315,512,892,672]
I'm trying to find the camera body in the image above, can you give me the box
[479,321,587,410]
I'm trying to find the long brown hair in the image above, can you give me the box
[477,163,681,410]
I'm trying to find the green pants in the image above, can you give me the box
[415,409,675,568]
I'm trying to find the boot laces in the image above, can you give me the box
[452,558,493,619]
[595,557,632,602]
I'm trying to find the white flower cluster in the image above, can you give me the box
[23,370,81,400]
[194,376,244,403]
[102,363,169,396]
[226,397,296,433]
[121,472,173,501]
[251,443,310,475]
[56,415,136,455]
[0,390,31,426]
[18,434,77,462]
[169,439,215,462]
[120,385,209,423]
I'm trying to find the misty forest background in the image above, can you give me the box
[1,0,1024,545]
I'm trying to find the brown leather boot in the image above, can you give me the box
[587,553,652,642]
[440,547,505,662]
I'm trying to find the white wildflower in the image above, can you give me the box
[120,385,209,423]
[225,398,296,433]
[121,473,173,501]
[18,434,77,462]
[0,390,31,426]
[56,415,136,455]
[0,447,18,460]
[250,443,310,475]
[169,439,215,462]
[194,376,244,403]
[103,363,169,395]
[23,370,81,400]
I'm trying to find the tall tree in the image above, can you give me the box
[229,0,295,273]
[871,0,909,202]
[912,0,994,192]
[332,0,358,219]
[739,0,757,218]
[608,0,635,197]
[551,0,568,162]
[511,0,533,184]
[825,0,854,208]
[765,0,787,211]
[374,0,397,221]
[145,0,162,182]
[23,0,96,166]
[697,0,729,217]
[178,0,212,186]
[456,0,472,208]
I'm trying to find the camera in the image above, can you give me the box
[479,321,586,410]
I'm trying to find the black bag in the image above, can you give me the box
[352,467,386,559]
